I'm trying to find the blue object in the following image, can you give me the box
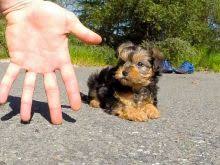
[174,61,195,74]
[162,59,173,73]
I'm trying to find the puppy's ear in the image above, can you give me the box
[117,42,135,61]
[150,48,164,71]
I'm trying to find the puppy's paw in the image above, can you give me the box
[145,104,160,119]
[89,99,100,108]
[114,106,148,122]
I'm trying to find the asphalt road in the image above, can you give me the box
[0,62,219,165]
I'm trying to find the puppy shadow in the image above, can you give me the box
[1,95,76,123]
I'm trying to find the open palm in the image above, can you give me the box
[0,1,102,124]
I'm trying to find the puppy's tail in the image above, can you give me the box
[80,92,90,104]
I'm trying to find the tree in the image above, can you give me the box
[79,0,219,47]
[52,0,82,14]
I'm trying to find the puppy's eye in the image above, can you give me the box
[137,62,144,67]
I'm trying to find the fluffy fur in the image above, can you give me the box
[85,42,163,121]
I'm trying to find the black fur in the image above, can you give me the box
[86,66,160,113]
[82,42,163,115]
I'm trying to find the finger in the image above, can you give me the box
[20,72,36,122]
[44,72,62,125]
[60,63,81,111]
[0,63,20,104]
[66,11,102,44]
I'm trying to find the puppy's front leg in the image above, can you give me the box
[113,104,149,122]
[89,99,100,108]
[144,104,160,119]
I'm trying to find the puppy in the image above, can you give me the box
[86,42,163,121]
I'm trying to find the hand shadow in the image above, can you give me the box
[1,95,76,124]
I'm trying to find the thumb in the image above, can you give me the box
[66,11,102,45]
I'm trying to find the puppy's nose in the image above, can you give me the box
[122,71,128,77]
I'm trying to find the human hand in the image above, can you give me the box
[0,0,102,124]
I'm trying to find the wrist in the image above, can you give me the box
[0,0,35,15]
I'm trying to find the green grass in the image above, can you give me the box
[68,37,117,66]
[197,52,220,72]
[69,40,220,71]
[208,53,220,72]
[0,16,8,59]
[182,47,220,72]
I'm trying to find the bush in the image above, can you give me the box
[142,38,198,67]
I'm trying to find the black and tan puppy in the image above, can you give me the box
[86,42,163,121]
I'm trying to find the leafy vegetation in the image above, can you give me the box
[78,0,220,71]
[142,38,197,66]
[0,0,219,71]
[0,16,7,59]
[79,0,219,47]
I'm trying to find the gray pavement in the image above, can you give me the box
[0,62,219,165]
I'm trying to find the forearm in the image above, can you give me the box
[0,0,33,14]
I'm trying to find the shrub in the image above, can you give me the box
[142,38,198,67]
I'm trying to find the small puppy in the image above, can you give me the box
[86,42,163,121]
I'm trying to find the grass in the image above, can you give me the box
[183,47,220,72]
[0,17,8,59]
[208,53,220,72]
[198,52,220,72]
[68,37,117,66]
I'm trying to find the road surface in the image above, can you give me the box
[0,62,219,165]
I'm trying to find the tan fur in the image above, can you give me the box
[116,91,133,101]
[114,106,149,122]
[145,104,160,119]
[115,66,153,90]
[90,99,100,108]
[113,91,159,121]
[117,42,134,61]
[113,102,160,122]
